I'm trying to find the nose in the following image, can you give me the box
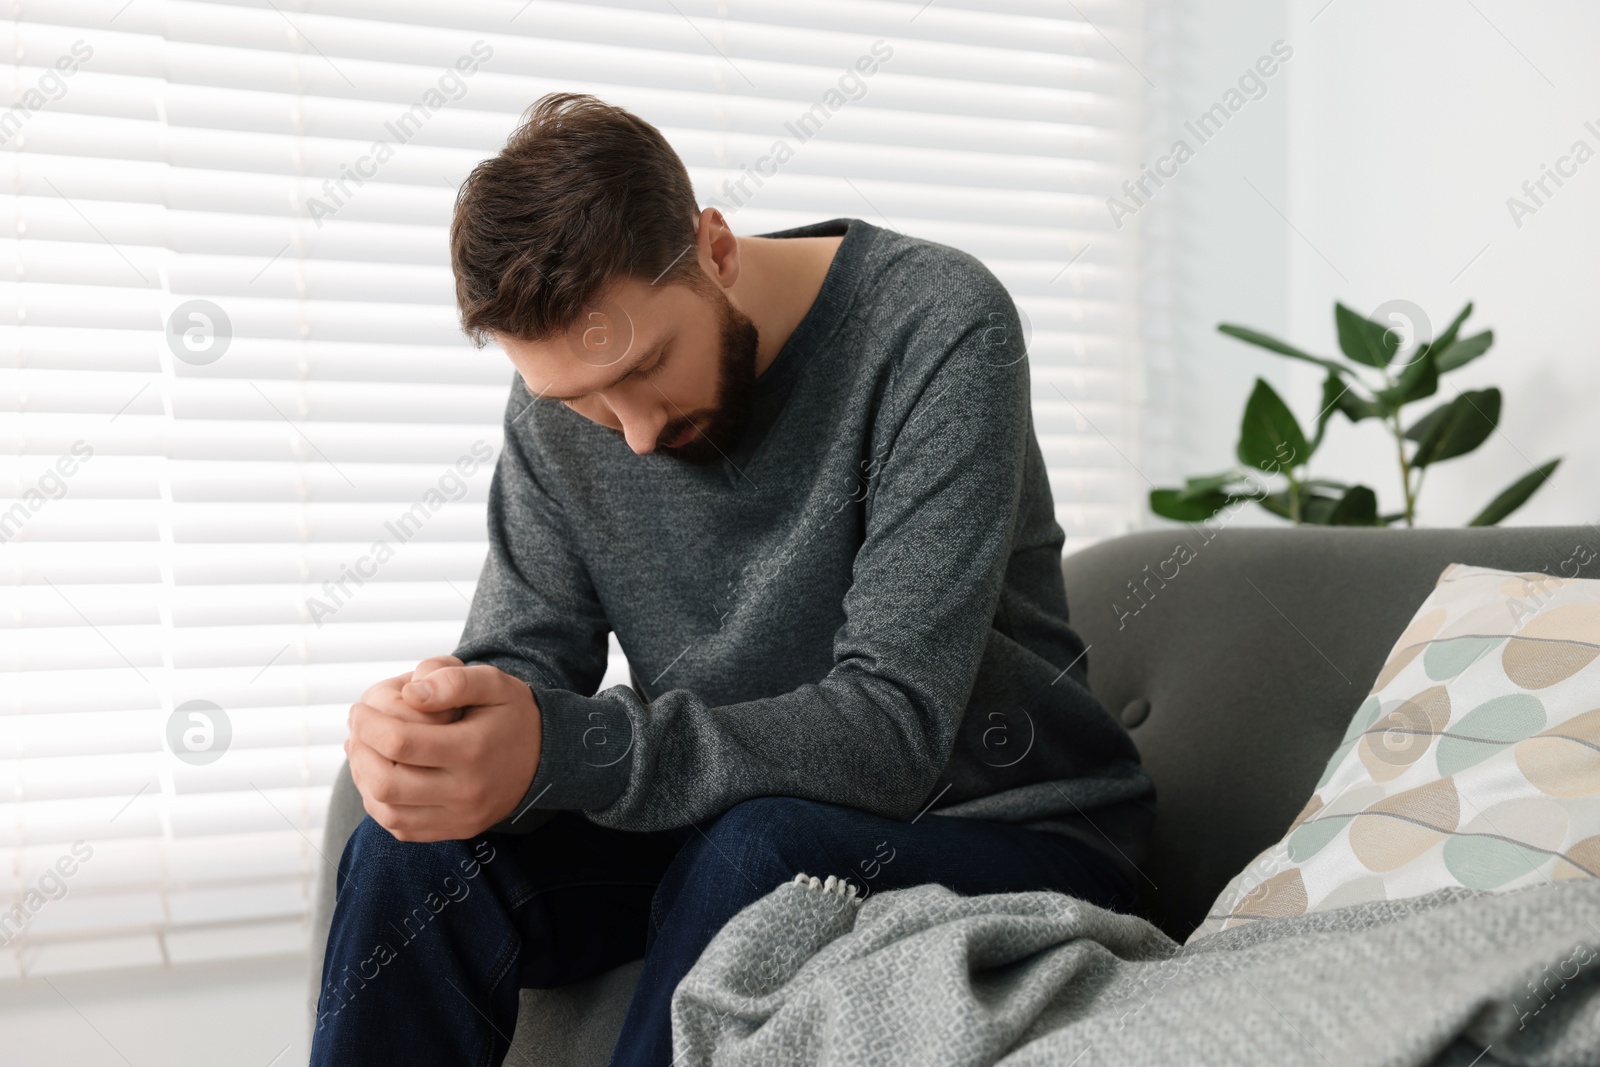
[603,386,670,455]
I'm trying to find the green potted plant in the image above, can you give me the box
[1150,301,1560,527]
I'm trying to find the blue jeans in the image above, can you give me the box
[310,797,1138,1067]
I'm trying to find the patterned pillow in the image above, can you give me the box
[1189,561,1600,942]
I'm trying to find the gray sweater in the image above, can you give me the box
[454,217,1155,881]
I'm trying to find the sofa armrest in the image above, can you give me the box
[306,760,643,1063]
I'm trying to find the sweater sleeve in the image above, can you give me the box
[482,298,1033,834]
[450,382,617,827]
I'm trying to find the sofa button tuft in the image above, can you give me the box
[1120,697,1151,728]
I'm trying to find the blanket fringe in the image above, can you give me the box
[793,872,863,907]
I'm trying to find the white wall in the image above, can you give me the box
[1136,0,1293,503]
[1145,0,1597,529]
[0,956,309,1067]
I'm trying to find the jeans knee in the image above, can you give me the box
[338,816,485,901]
[697,797,839,883]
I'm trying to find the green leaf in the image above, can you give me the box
[1311,372,1344,449]
[1257,490,1295,520]
[1423,302,1472,359]
[1150,487,1231,522]
[1412,388,1501,468]
[1404,402,1451,443]
[1327,485,1380,525]
[1150,472,1258,521]
[1334,386,1386,424]
[1301,493,1341,525]
[1433,330,1493,373]
[1217,324,1345,373]
[1180,472,1242,497]
[1335,302,1399,367]
[1468,458,1561,526]
[1286,484,1350,526]
[1236,378,1311,470]
[1375,350,1439,409]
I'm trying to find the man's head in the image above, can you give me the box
[450,93,760,464]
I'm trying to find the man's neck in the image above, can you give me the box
[728,233,845,377]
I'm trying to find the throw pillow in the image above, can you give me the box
[1190,561,1600,942]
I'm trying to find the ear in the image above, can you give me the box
[696,207,740,289]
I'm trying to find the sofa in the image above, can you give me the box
[307,523,1600,1063]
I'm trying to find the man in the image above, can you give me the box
[313,92,1155,1066]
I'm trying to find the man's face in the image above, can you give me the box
[496,274,760,465]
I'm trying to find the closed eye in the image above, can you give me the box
[637,349,669,379]
[539,340,671,407]
[557,354,667,409]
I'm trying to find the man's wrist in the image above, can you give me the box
[484,685,632,832]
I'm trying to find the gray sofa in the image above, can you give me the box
[307,523,1599,1063]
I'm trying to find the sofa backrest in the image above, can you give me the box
[1059,523,1599,940]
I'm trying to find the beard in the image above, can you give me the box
[658,288,761,466]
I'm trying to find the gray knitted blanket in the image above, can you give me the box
[671,872,1600,1066]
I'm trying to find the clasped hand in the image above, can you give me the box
[345,655,543,842]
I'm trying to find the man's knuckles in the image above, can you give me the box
[363,797,414,838]
[359,672,411,707]
[366,797,466,844]
[361,725,406,763]
[412,654,464,679]
[429,665,478,702]
[405,663,510,711]
[350,702,397,743]
[364,768,405,805]
[348,739,401,797]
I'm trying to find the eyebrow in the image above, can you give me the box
[535,337,667,403]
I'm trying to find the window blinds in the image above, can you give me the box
[0,0,1147,979]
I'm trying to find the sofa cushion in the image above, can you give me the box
[1059,525,1599,940]
[1189,561,1600,941]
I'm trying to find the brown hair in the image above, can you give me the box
[450,93,707,347]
